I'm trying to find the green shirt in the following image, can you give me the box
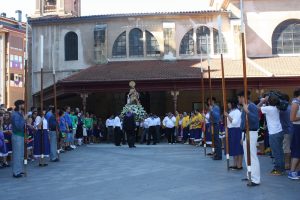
[84,118,93,129]
[70,114,78,129]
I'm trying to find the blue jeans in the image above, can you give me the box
[269,131,285,171]
[49,131,58,160]
[12,134,24,175]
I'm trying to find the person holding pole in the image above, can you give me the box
[208,97,222,160]
[238,91,260,186]
[33,108,50,167]
[224,99,243,170]
[11,100,25,178]
[46,106,59,162]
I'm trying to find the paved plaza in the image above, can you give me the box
[1,144,299,200]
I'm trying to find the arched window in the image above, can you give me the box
[179,29,194,55]
[146,31,160,57]
[65,31,78,61]
[272,19,300,54]
[112,31,126,58]
[129,28,143,57]
[213,29,227,54]
[196,26,210,55]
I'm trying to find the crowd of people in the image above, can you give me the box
[0,88,299,186]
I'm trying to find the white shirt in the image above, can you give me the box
[227,109,242,128]
[155,117,161,126]
[163,116,176,128]
[106,118,114,127]
[261,106,282,135]
[113,116,122,128]
[144,118,150,128]
[34,116,48,130]
[205,113,210,124]
[148,117,157,127]
[179,119,183,126]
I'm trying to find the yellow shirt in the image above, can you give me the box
[182,116,190,128]
[191,113,204,129]
[175,115,180,127]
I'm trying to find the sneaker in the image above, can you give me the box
[288,171,300,180]
[270,169,283,176]
[70,145,76,149]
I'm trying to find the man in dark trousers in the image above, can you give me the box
[123,110,136,148]
[208,97,222,160]
[11,100,25,178]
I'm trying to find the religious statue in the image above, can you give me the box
[127,81,140,105]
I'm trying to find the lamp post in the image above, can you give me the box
[170,90,179,114]
[80,93,89,115]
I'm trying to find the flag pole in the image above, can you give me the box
[218,15,230,171]
[40,35,44,165]
[240,0,252,184]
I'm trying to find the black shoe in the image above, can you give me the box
[212,156,222,160]
[50,158,60,162]
[13,174,23,178]
[65,147,72,151]
[2,163,10,167]
[247,182,260,187]
[152,143,156,145]
[39,163,48,167]
[133,145,136,148]
[241,178,249,181]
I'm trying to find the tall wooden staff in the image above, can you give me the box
[207,60,215,156]
[40,35,45,165]
[200,35,206,156]
[52,46,60,159]
[218,15,230,170]
[23,19,29,177]
[241,0,252,184]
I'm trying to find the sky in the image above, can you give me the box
[0,0,212,21]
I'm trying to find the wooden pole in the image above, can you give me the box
[51,44,60,159]
[241,0,252,184]
[24,60,28,176]
[40,35,44,165]
[201,68,206,156]
[208,65,215,156]
[218,14,230,170]
[220,53,229,170]
[53,66,60,159]
[23,19,29,177]
[200,36,206,155]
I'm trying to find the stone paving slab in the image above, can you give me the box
[0,144,299,200]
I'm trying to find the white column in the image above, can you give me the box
[210,27,214,56]
[34,0,41,15]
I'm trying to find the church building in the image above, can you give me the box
[28,0,300,116]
